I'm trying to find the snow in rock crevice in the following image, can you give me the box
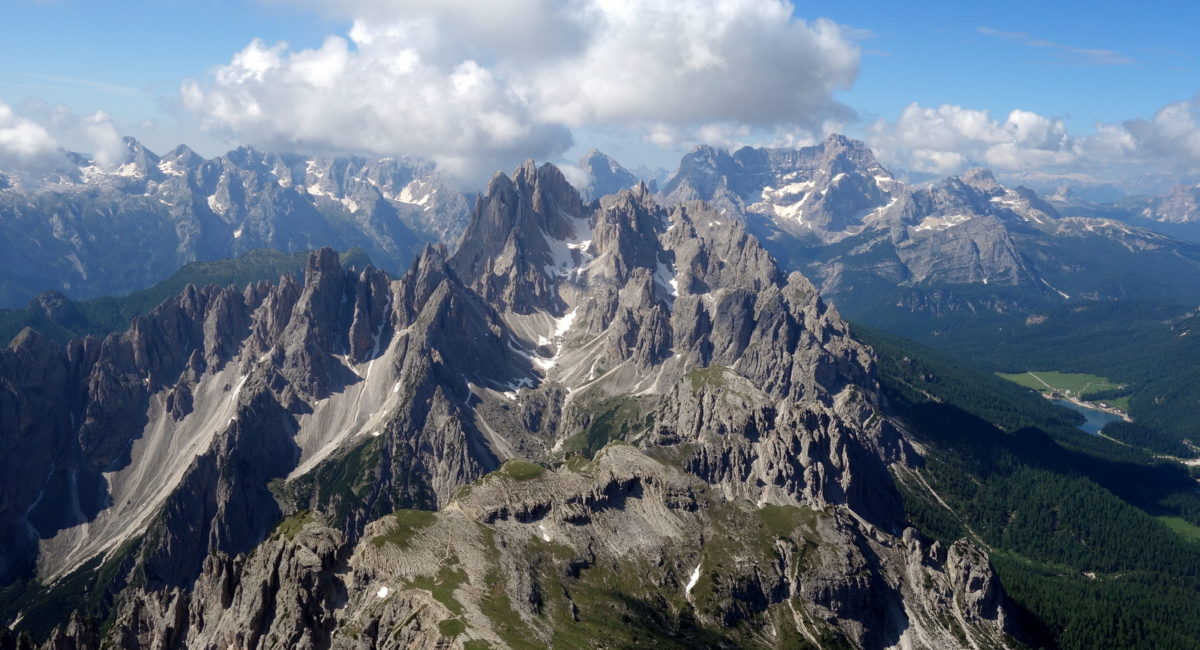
[531,308,578,372]
[685,563,702,595]
[654,260,678,301]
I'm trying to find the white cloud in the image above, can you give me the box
[1116,100,1200,166]
[0,102,61,168]
[868,100,1200,178]
[867,103,1071,174]
[82,112,124,169]
[3,102,136,171]
[181,0,861,183]
[556,163,591,193]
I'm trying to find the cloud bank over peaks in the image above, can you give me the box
[0,103,61,169]
[867,99,1200,179]
[0,102,129,172]
[180,0,862,183]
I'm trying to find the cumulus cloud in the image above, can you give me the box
[181,0,861,182]
[867,99,1200,178]
[0,102,62,168]
[3,101,133,170]
[1115,100,1200,166]
[82,111,125,169]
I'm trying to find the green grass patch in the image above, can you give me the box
[478,565,542,650]
[463,641,494,650]
[565,395,655,458]
[370,509,437,548]
[1107,395,1131,412]
[997,371,1121,397]
[271,510,313,540]
[756,504,820,539]
[407,565,468,616]
[437,618,466,637]
[687,365,730,390]
[1158,516,1200,545]
[563,453,594,474]
[498,460,546,482]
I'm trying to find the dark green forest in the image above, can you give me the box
[858,325,1200,649]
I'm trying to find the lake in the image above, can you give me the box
[1052,399,1123,435]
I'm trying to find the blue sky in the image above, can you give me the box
[0,0,343,154]
[824,2,1199,130]
[1,0,1197,181]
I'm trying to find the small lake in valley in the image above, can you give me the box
[1052,399,1123,435]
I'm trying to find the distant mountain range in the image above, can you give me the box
[0,138,469,307]
[3,133,1198,317]
[652,135,1200,330]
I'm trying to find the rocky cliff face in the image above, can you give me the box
[0,161,1022,648]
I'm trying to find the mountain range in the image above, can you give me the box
[658,135,1200,326]
[0,160,1026,648]
[0,138,469,307]
[7,134,1199,321]
[3,136,1200,648]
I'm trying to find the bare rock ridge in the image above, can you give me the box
[0,160,1020,648]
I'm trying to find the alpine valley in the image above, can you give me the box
[3,137,1200,650]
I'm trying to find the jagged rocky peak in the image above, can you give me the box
[392,242,457,326]
[0,247,414,586]
[274,247,396,399]
[157,143,205,176]
[511,158,587,234]
[578,147,642,201]
[450,160,591,314]
[658,144,739,206]
[0,139,476,308]
[895,171,1059,232]
[659,134,899,241]
[589,181,664,282]
[961,167,1000,192]
[111,136,161,178]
